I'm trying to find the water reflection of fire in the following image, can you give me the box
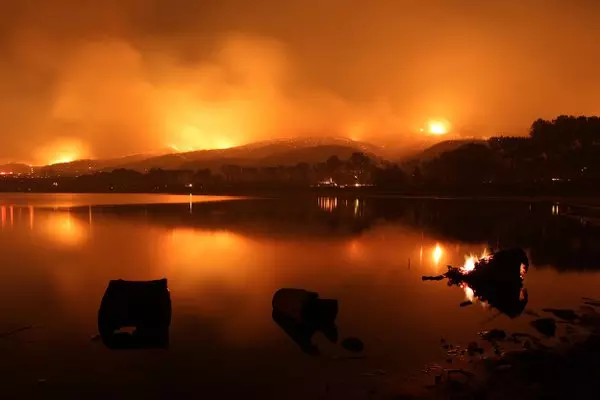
[40,211,88,246]
[432,243,444,265]
[460,283,490,309]
[317,197,338,213]
[462,283,475,302]
[161,228,251,279]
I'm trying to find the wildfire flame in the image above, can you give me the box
[50,155,77,165]
[520,263,528,280]
[461,248,491,274]
[36,139,87,166]
[427,120,450,135]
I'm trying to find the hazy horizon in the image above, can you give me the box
[2,1,600,164]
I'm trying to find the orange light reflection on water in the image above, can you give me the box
[161,228,253,281]
[29,206,34,230]
[159,227,272,343]
[317,197,338,213]
[39,211,88,247]
[432,243,444,266]
[462,284,475,302]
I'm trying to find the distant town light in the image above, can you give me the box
[316,177,338,188]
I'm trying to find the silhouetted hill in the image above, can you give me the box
[113,137,384,171]
[0,163,31,175]
[36,153,166,176]
[25,137,387,175]
[258,145,380,166]
[406,139,487,163]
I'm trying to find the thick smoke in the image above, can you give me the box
[2,33,402,164]
[1,0,600,164]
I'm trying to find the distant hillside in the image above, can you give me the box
[24,137,387,175]
[258,145,380,166]
[405,139,487,163]
[0,163,31,175]
[35,152,170,176]
[178,144,382,170]
[113,137,385,171]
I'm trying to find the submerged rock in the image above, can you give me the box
[467,341,484,356]
[542,308,579,321]
[531,318,557,337]
[480,329,507,342]
[341,337,365,353]
[98,278,171,350]
[271,288,339,355]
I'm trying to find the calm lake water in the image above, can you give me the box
[1,193,599,399]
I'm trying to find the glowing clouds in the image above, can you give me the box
[10,34,433,162]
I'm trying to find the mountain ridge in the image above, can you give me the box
[0,136,472,175]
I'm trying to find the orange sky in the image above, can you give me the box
[1,0,599,164]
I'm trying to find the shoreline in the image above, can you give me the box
[1,189,600,200]
[398,301,600,399]
[1,190,600,206]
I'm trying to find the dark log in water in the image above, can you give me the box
[271,288,339,355]
[98,278,171,349]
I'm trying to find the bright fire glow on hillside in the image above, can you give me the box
[50,155,77,165]
[35,139,88,166]
[427,120,449,135]
[166,123,238,153]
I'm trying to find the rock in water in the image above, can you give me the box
[341,337,365,353]
[531,318,557,337]
[272,288,338,323]
[480,329,507,342]
[98,278,171,350]
[542,308,579,321]
[271,288,339,355]
[467,341,484,356]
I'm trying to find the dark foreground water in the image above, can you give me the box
[1,194,599,399]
